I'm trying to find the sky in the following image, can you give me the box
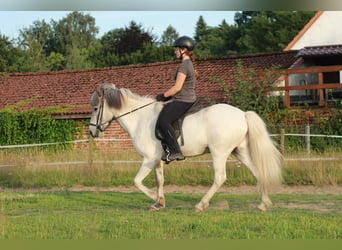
[0,11,236,41]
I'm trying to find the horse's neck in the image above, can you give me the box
[115,96,161,137]
[120,95,155,115]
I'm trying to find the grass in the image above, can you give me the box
[0,191,341,239]
[0,149,341,240]
[0,149,341,188]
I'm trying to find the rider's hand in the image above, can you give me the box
[156,93,171,102]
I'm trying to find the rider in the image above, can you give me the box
[155,36,197,163]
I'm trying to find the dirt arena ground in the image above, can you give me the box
[2,185,340,195]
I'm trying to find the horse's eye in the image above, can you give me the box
[94,107,98,112]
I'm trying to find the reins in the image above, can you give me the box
[90,99,156,132]
[111,101,156,121]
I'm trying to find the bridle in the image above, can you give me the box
[89,92,106,132]
[89,93,156,133]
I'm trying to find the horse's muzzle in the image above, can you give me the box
[89,123,100,137]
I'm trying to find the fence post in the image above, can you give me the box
[280,128,285,155]
[88,136,94,167]
[305,125,311,155]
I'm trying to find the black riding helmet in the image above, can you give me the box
[173,36,195,51]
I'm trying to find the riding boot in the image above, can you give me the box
[161,146,185,164]
[161,136,185,164]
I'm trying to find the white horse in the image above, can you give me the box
[89,83,282,212]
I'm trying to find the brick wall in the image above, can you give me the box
[74,121,134,152]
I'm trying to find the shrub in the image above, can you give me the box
[0,105,81,149]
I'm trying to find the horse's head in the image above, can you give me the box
[89,83,123,137]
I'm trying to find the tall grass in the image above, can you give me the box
[0,149,341,188]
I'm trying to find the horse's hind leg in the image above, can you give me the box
[234,144,272,211]
[194,151,228,212]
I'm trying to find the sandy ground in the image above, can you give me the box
[1,185,341,195]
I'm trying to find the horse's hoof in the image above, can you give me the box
[149,205,160,212]
[257,203,267,212]
[158,198,166,208]
[193,207,203,213]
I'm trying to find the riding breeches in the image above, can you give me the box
[156,101,194,153]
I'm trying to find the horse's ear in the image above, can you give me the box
[96,85,104,98]
[90,92,98,107]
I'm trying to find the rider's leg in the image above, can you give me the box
[156,101,193,162]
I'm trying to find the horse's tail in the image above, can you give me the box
[245,111,282,189]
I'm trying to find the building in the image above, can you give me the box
[285,11,342,50]
[280,11,342,108]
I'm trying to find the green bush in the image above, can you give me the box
[211,59,283,125]
[0,106,81,149]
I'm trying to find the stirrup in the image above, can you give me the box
[161,148,171,164]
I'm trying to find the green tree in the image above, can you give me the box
[115,21,155,56]
[195,27,225,58]
[15,12,99,71]
[46,52,65,71]
[234,11,316,53]
[234,11,260,26]
[51,11,98,70]
[18,19,53,55]
[195,20,239,58]
[65,45,94,70]
[94,21,157,66]
[133,42,175,64]
[194,16,208,43]
[160,25,179,46]
[219,20,240,55]
[0,34,20,72]
[52,11,99,56]
[91,29,123,67]
[17,20,53,72]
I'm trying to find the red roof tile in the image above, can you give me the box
[0,51,297,117]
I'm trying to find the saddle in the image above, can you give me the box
[155,98,204,146]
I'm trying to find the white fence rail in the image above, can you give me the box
[1,157,341,169]
[270,125,342,155]
[271,133,342,138]
[0,138,130,149]
[0,130,341,168]
[0,125,341,155]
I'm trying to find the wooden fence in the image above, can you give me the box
[277,65,342,108]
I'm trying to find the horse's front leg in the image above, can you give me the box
[150,161,165,211]
[134,158,160,207]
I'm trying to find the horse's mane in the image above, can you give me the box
[119,88,155,107]
[93,83,155,110]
